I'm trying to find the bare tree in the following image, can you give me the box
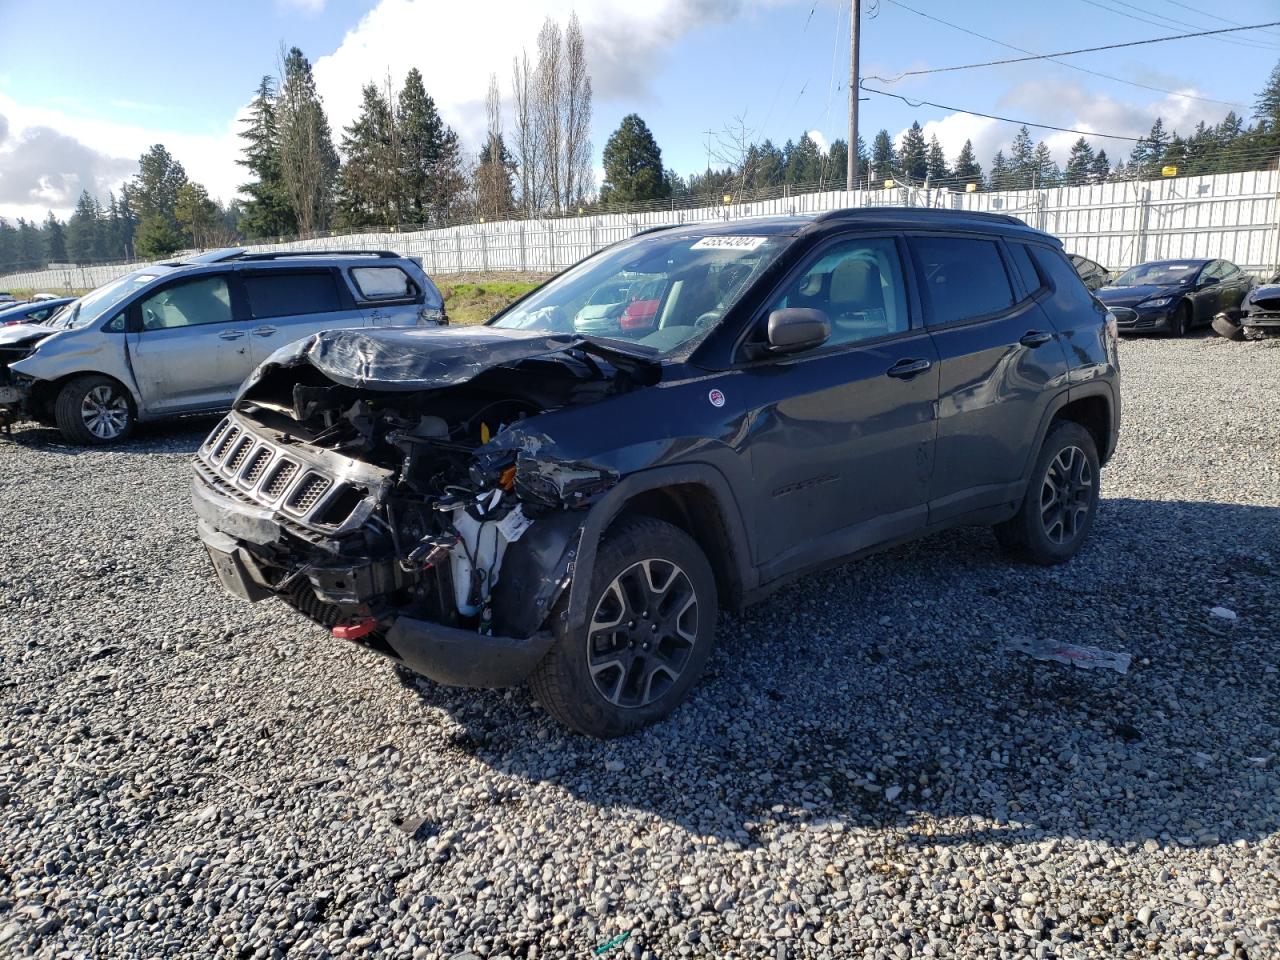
[511,50,544,215]
[563,12,594,207]
[476,73,514,219]
[534,18,565,214]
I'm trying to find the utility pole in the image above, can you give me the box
[703,129,715,173]
[847,0,860,191]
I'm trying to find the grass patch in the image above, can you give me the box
[440,280,542,326]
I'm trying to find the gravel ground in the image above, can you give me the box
[1,334,1278,959]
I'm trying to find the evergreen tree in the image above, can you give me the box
[786,133,823,185]
[953,139,983,188]
[1129,118,1170,179]
[1031,141,1059,187]
[0,220,16,273]
[174,182,223,248]
[336,82,401,228]
[752,140,786,188]
[1254,59,1280,163]
[132,144,188,229]
[599,114,668,205]
[1184,121,1217,176]
[277,46,339,235]
[17,219,43,269]
[397,67,464,225]
[135,213,182,260]
[870,129,896,183]
[1090,149,1112,182]
[238,76,296,239]
[115,186,139,259]
[1215,111,1247,172]
[1162,134,1189,175]
[989,149,1011,191]
[1064,137,1095,185]
[925,134,949,182]
[897,121,928,182]
[827,138,849,187]
[1008,126,1035,186]
[475,134,517,217]
[663,168,688,199]
[67,190,100,263]
[43,212,68,263]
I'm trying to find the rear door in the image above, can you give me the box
[346,264,429,326]
[910,232,1071,523]
[240,267,365,363]
[128,272,251,413]
[739,232,940,578]
[1217,260,1253,314]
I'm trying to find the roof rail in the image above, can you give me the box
[813,206,1026,226]
[233,249,401,261]
[182,247,248,264]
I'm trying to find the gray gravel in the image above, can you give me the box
[1,333,1278,959]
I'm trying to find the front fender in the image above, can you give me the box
[10,336,143,413]
[561,462,754,630]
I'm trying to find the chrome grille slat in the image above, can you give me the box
[211,426,240,462]
[286,474,331,514]
[239,446,273,488]
[262,461,299,502]
[223,435,254,477]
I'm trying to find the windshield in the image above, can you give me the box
[1113,262,1200,287]
[491,231,792,355]
[49,271,166,330]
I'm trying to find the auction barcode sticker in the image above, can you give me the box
[691,236,767,251]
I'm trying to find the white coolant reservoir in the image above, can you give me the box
[447,496,533,618]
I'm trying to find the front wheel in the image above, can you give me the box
[1169,301,1190,337]
[530,516,717,738]
[54,375,135,445]
[994,421,1100,566]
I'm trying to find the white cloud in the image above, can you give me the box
[807,129,829,152]
[277,0,326,13]
[0,93,244,222]
[311,0,751,150]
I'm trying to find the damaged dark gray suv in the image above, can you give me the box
[192,209,1120,737]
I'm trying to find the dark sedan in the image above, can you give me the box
[0,297,75,326]
[1097,259,1253,336]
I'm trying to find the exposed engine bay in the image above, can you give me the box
[191,326,658,651]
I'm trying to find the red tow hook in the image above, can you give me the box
[332,617,379,641]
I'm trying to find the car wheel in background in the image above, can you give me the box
[1170,302,1190,337]
[530,516,717,738]
[994,420,1100,566]
[54,375,136,445]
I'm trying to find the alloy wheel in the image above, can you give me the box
[81,385,130,440]
[586,558,699,709]
[1040,445,1092,545]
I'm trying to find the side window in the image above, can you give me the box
[139,276,232,331]
[244,271,343,319]
[766,237,909,348]
[350,266,417,301]
[1006,242,1044,297]
[911,236,1015,326]
[1029,246,1096,309]
[1222,262,1240,278]
[1200,261,1223,281]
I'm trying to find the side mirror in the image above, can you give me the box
[1198,275,1220,288]
[766,307,830,354]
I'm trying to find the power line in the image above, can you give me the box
[883,0,1243,108]
[868,18,1280,81]
[1162,0,1280,41]
[1080,0,1280,50]
[860,82,1155,141]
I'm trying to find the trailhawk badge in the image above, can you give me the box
[707,388,726,408]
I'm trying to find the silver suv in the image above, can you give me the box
[0,249,444,443]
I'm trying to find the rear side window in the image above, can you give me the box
[912,236,1015,325]
[1030,246,1096,309]
[1006,243,1045,297]
[244,271,342,319]
[350,266,417,301]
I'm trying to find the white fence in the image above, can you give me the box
[4,168,1278,292]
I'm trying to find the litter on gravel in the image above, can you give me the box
[1003,637,1132,674]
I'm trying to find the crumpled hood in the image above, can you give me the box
[1244,283,1280,314]
[0,322,56,349]
[241,324,656,394]
[1096,283,1186,308]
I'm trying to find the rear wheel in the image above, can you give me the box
[54,375,135,445]
[1169,301,1190,337]
[530,516,717,738]
[994,421,1100,566]
[1212,313,1245,341]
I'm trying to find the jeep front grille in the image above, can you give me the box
[193,416,362,530]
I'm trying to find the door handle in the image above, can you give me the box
[218,330,245,340]
[886,357,932,379]
[1019,330,1053,347]
[252,325,277,337]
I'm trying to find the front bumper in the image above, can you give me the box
[192,467,558,690]
[1242,314,1280,338]
[1110,304,1173,333]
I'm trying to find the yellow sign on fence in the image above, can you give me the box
[1162,165,1178,177]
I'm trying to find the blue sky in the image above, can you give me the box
[1,0,1278,221]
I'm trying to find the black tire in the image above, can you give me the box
[1169,301,1190,337]
[53,375,135,445]
[529,516,717,738]
[994,420,1100,566]
[1212,313,1246,341]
